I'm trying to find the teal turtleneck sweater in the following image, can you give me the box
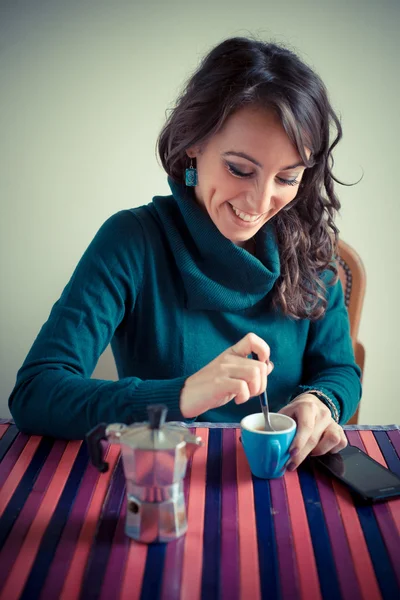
[9,178,361,439]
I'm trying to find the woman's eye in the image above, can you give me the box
[277,176,299,187]
[226,163,254,178]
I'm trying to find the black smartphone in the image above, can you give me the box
[313,444,400,503]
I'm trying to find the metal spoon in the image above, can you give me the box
[251,352,275,432]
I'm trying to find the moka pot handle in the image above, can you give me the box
[86,423,109,473]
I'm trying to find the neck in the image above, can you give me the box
[236,236,256,255]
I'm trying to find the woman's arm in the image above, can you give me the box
[278,275,362,469]
[9,211,187,439]
[289,276,362,424]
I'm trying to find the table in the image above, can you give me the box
[0,421,399,600]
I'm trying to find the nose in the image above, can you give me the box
[255,181,275,215]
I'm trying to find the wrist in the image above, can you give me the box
[180,378,196,419]
[291,389,340,423]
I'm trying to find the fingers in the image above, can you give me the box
[229,332,272,395]
[230,332,271,364]
[289,423,346,470]
[240,359,273,399]
[180,333,273,419]
[286,415,347,471]
[223,354,273,395]
[211,376,257,407]
[282,399,332,470]
[180,358,273,418]
[310,425,347,456]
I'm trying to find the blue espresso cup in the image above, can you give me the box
[240,412,297,479]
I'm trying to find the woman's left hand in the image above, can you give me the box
[279,393,347,471]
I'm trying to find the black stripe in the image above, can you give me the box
[355,502,399,598]
[201,428,222,600]
[252,475,280,600]
[374,431,400,476]
[140,543,168,600]
[0,425,19,461]
[298,460,341,600]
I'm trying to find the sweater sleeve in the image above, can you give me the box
[290,276,362,424]
[8,211,188,440]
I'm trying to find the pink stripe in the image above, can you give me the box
[0,441,81,600]
[119,541,148,600]
[0,433,29,489]
[161,429,195,600]
[0,441,67,591]
[235,429,260,600]
[329,434,382,600]
[0,424,9,438]
[359,430,389,466]
[0,436,41,517]
[284,470,322,600]
[180,428,209,600]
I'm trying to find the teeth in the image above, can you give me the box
[230,204,260,222]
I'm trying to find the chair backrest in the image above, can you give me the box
[336,239,366,424]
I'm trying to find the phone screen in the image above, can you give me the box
[316,445,400,499]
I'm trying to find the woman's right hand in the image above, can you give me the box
[180,333,273,419]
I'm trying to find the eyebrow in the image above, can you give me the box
[222,151,305,171]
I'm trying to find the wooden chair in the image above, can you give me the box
[336,239,366,424]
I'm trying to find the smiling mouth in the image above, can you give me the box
[229,203,263,223]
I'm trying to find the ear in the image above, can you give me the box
[186,147,197,158]
[186,145,203,158]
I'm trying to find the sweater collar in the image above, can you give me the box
[151,178,280,311]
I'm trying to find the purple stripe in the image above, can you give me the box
[373,502,400,587]
[0,441,67,584]
[388,430,400,457]
[80,459,126,599]
[269,478,299,599]
[220,429,239,600]
[345,430,364,450]
[0,433,29,488]
[98,496,129,600]
[346,430,400,587]
[313,467,362,600]
[40,461,101,600]
[160,533,187,600]
[161,428,195,600]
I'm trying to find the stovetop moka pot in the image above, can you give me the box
[86,404,202,543]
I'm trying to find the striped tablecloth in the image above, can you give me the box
[0,422,399,600]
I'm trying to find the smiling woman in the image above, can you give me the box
[158,37,342,321]
[9,37,361,470]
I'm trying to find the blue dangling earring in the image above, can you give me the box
[185,158,198,187]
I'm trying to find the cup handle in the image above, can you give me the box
[269,440,281,476]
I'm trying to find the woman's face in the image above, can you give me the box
[187,107,309,248]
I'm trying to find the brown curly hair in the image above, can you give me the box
[158,36,344,320]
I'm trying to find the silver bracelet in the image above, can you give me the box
[292,389,340,423]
